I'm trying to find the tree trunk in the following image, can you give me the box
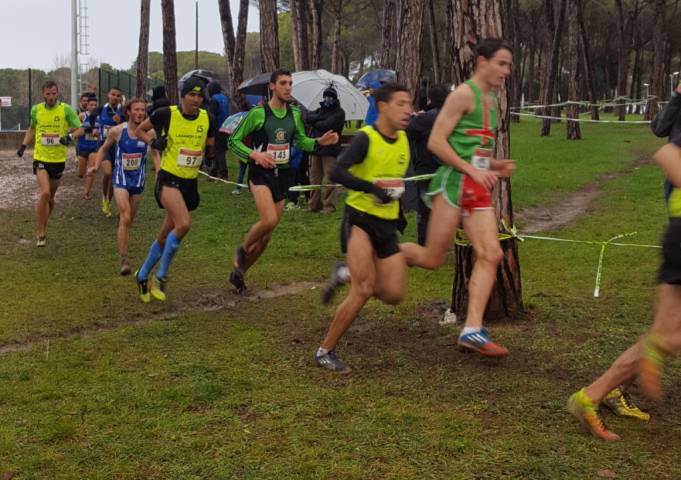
[135,0,151,98]
[540,0,567,136]
[218,0,248,111]
[449,0,523,322]
[645,0,666,120]
[577,0,599,120]
[396,0,426,102]
[161,0,178,104]
[259,0,280,72]
[308,0,324,69]
[630,25,643,113]
[330,0,343,74]
[566,0,581,140]
[427,0,441,84]
[380,0,397,69]
[445,0,459,84]
[614,0,633,121]
[505,0,522,119]
[290,0,310,71]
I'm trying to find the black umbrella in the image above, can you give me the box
[178,69,218,93]
[237,72,272,96]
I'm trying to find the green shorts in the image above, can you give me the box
[427,165,493,216]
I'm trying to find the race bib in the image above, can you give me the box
[471,148,492,170]
[40,133,60,146]
[177,148,203,168]
[374,177,405,204]
[85,131,98,141]
[267,144,290,165]
[102,125,112,138]
[122,152,143,170]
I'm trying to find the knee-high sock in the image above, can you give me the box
[155,231,181,279]
[138,240,163,280]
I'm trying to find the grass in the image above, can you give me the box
[0,119,679,479]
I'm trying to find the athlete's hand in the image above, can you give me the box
[371,186,393,204]
[151,137,167,152]
[251,151,276,169]
[59,134,73,146]
[470,168,499,191]
[87,165,98,176]
[16,144,26,158]
[317,130,339,146]
[494,159,516,178]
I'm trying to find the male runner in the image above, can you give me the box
[228,69,338,293]
[78,92,92,113]
[16,80,83,246]
[315,83,412,373]
[567,137,681,441]
[133,78,215,302]
[399,38,515,357]
[97,87,124,217]
[76,94,101,199]
[90,98,152,275]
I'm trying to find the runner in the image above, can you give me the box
[16,80,83,246]
[399,38,515,357]
[315,83,412,373]
[133,78,215,302]
[97,87,124,217]
[89,98,152,275]
[567,137,681,441]
[227,69,339,293]
[76,94,101,199]
[78,92,92,114]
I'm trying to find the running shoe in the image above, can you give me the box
[321,262,349,305]
[640,334,665,400]
[229,269,247,294]
[150,276,167,302]
[315,350,351,374]
[135,270,150,304]
[457,327,509,356]
[101,197,112,217]
[119,257,132,276]
[36,236,46,247]
[602,387,650,421]
[231,188,242,195]
[567,388,620,441]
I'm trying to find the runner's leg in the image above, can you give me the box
[236,183,284,272]
[84,153,97,199]
[35,169,53,239]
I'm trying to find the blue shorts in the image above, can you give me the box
[77,147,97,158]
[114,185,144,196]
[102,145,116,163]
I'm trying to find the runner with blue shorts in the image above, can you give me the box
[96,87,124,217]
[76,94,100,199]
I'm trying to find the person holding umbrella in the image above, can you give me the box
[228,69,339,293]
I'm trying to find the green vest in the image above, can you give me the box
[33,102,69,163]
[346,126,410,220]
[447,80,497,168]
[252,104,296,167]
[160,106,210,179]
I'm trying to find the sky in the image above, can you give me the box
[1,0,260,71]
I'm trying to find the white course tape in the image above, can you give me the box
[510,112,651,124]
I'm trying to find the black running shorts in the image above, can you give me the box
[154,169,200,211]
[658,219,681,284]
[346,206,400,259]
[33,161,65,180]
[248,163,288,203]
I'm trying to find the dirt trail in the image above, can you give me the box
[516,153,651,234]
[0,281,322,356]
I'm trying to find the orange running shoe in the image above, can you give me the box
[567,388,621,442]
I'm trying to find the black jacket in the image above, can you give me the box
[651,93,681,141]
[406,107,441,175]
[306,102,345,157]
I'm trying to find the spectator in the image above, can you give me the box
[364,80,380,126]
[652,82,681,203]
[406,83,449,245]
[307,87,345,213]
[207,81,231,179]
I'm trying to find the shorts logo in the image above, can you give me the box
[274,128,287,143]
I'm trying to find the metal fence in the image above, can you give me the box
[0,68,163,131]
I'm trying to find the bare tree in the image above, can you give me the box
[427,0,441,84]
[218,0,249,111]
[645,0,667,120]
[380,0,397,69]
[539,0,567,136]
[330,0,344,74]
[259,0,280,72]
[395,0,426,102]
[449,0,523,322]
[135,0,151,98]
[578,0,599,120]
[566,0,582,139]
[290,0,310,71]
[309,0,324,69]
[161,0,178,103]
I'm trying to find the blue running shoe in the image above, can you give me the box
[315,350,351,373]
[457,328,509,357]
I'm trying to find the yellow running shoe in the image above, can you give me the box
[640,334,665,400]
[150,276,167,302]
[134,270,151,304]
[567,388,620,442]
[101,197,112,217]
[602,387,650,421]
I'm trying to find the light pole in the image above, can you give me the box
[644,83,649,99]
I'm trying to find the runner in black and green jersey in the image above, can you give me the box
[315,83,413,373]
[228,69,339,293]
[17,80,83,247]
[400,39,515,357]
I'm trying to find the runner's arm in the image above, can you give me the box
[65,105,84,139]
[136,107,170,145]
[90,126,120,173]
[228,107,274,167]
[330,132,379,194]
[205,112,216,159]
[654,135,681,187]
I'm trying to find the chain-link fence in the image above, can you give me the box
[0,68,163,131]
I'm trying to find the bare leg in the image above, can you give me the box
[400,193,461,270]
[114,189,142,257]
[461,209,503,329]
[35,170,59,238]
[77,155,87,178]
[84,153,97,199]
[373,251,407,305]
[101,160,113,201]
